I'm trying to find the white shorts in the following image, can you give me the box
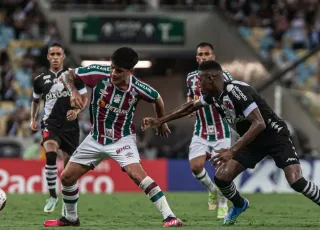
[189,136,232,161]
[69,134,140,168]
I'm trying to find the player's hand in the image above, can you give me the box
[29,119,38,132]
[70,90,83,110]
[66,110,78,121]
[209,148,235,168]
[156,123,171,137]
[141,117,161,131]
[188,112,196,118]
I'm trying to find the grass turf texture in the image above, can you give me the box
[0,192,319,230]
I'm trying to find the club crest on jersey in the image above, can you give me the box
[114,94,122,103]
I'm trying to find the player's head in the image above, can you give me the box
[47,42,65,71]
[196,42,215,64]
[198,60,224,95]
[110,47,138,85]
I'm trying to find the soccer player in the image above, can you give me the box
[30,42,88,214]
[142,60,320,225]
[186,42,230,218]
[43,47,183,228]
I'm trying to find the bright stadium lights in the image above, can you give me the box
[81,60,152,68]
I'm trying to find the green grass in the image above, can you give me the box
[0,192,319,230]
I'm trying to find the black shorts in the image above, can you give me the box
[233,132,300,169]
[41,126,79,155]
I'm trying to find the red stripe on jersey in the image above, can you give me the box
[198,108,207,139]
[212,105,223,139]
[77,74,108,88]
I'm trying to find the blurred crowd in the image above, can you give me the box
[220,0,320,91]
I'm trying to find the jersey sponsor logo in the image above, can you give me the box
[87,65,109,72]
[113,94,122,103]
[116,145,131,154]
[98,99,129,114]
[225,115,246,124]
[43,75,51,80]
[102,80,109,86]
[136,81,152,93]
[129,88,138,106]
[44,79,52,84]
[45,90,72,100]
[234,86,247,101]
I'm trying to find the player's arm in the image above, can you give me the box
[230,108,266,154]
[66,79,89,121]
[30,76,42,131]
[142,99,204,130]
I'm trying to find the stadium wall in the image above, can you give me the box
[0,159,318,194]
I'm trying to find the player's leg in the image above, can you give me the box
[189,136,217,211]
[272,137,320,206]
[42,129,61,213]
[211,138,232,218]
[44,162,91,227]
[214,148,263,225]
[111,135,183,227]
[59,130,80,217]
[44,135,104,227]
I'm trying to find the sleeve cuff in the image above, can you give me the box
[243,102,258,117]
[33,92,41,99]
[78,87,87,95]
[200,96,208,106]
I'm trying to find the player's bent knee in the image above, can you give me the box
[215,166,234,181]
[284,164,302,185]
[60,171,77,186]
[190,163,204,175]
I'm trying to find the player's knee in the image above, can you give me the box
[284,164,302,185]
[45,151,57,165]
[190,163,204,175]
[60,171,76,186]
[215,166,234,182]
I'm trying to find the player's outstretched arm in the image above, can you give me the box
[142,100,203,130]
[152,96,171,137]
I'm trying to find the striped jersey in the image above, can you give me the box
[186,70,232,141]
[75,64,160,145]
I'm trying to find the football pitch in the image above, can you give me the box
[0,192,319,230]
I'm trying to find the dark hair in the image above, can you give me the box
[198,60,222,72]
[47,42,64,52]
[196,42,214,51]
[111,47,139,70]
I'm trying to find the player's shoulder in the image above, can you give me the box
[33,72,48,82]
[225,81,251,99]
[186,70,199,79]
[131,75,156,92]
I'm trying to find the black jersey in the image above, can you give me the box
[200,80,290,139]
[32,68,87,131]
